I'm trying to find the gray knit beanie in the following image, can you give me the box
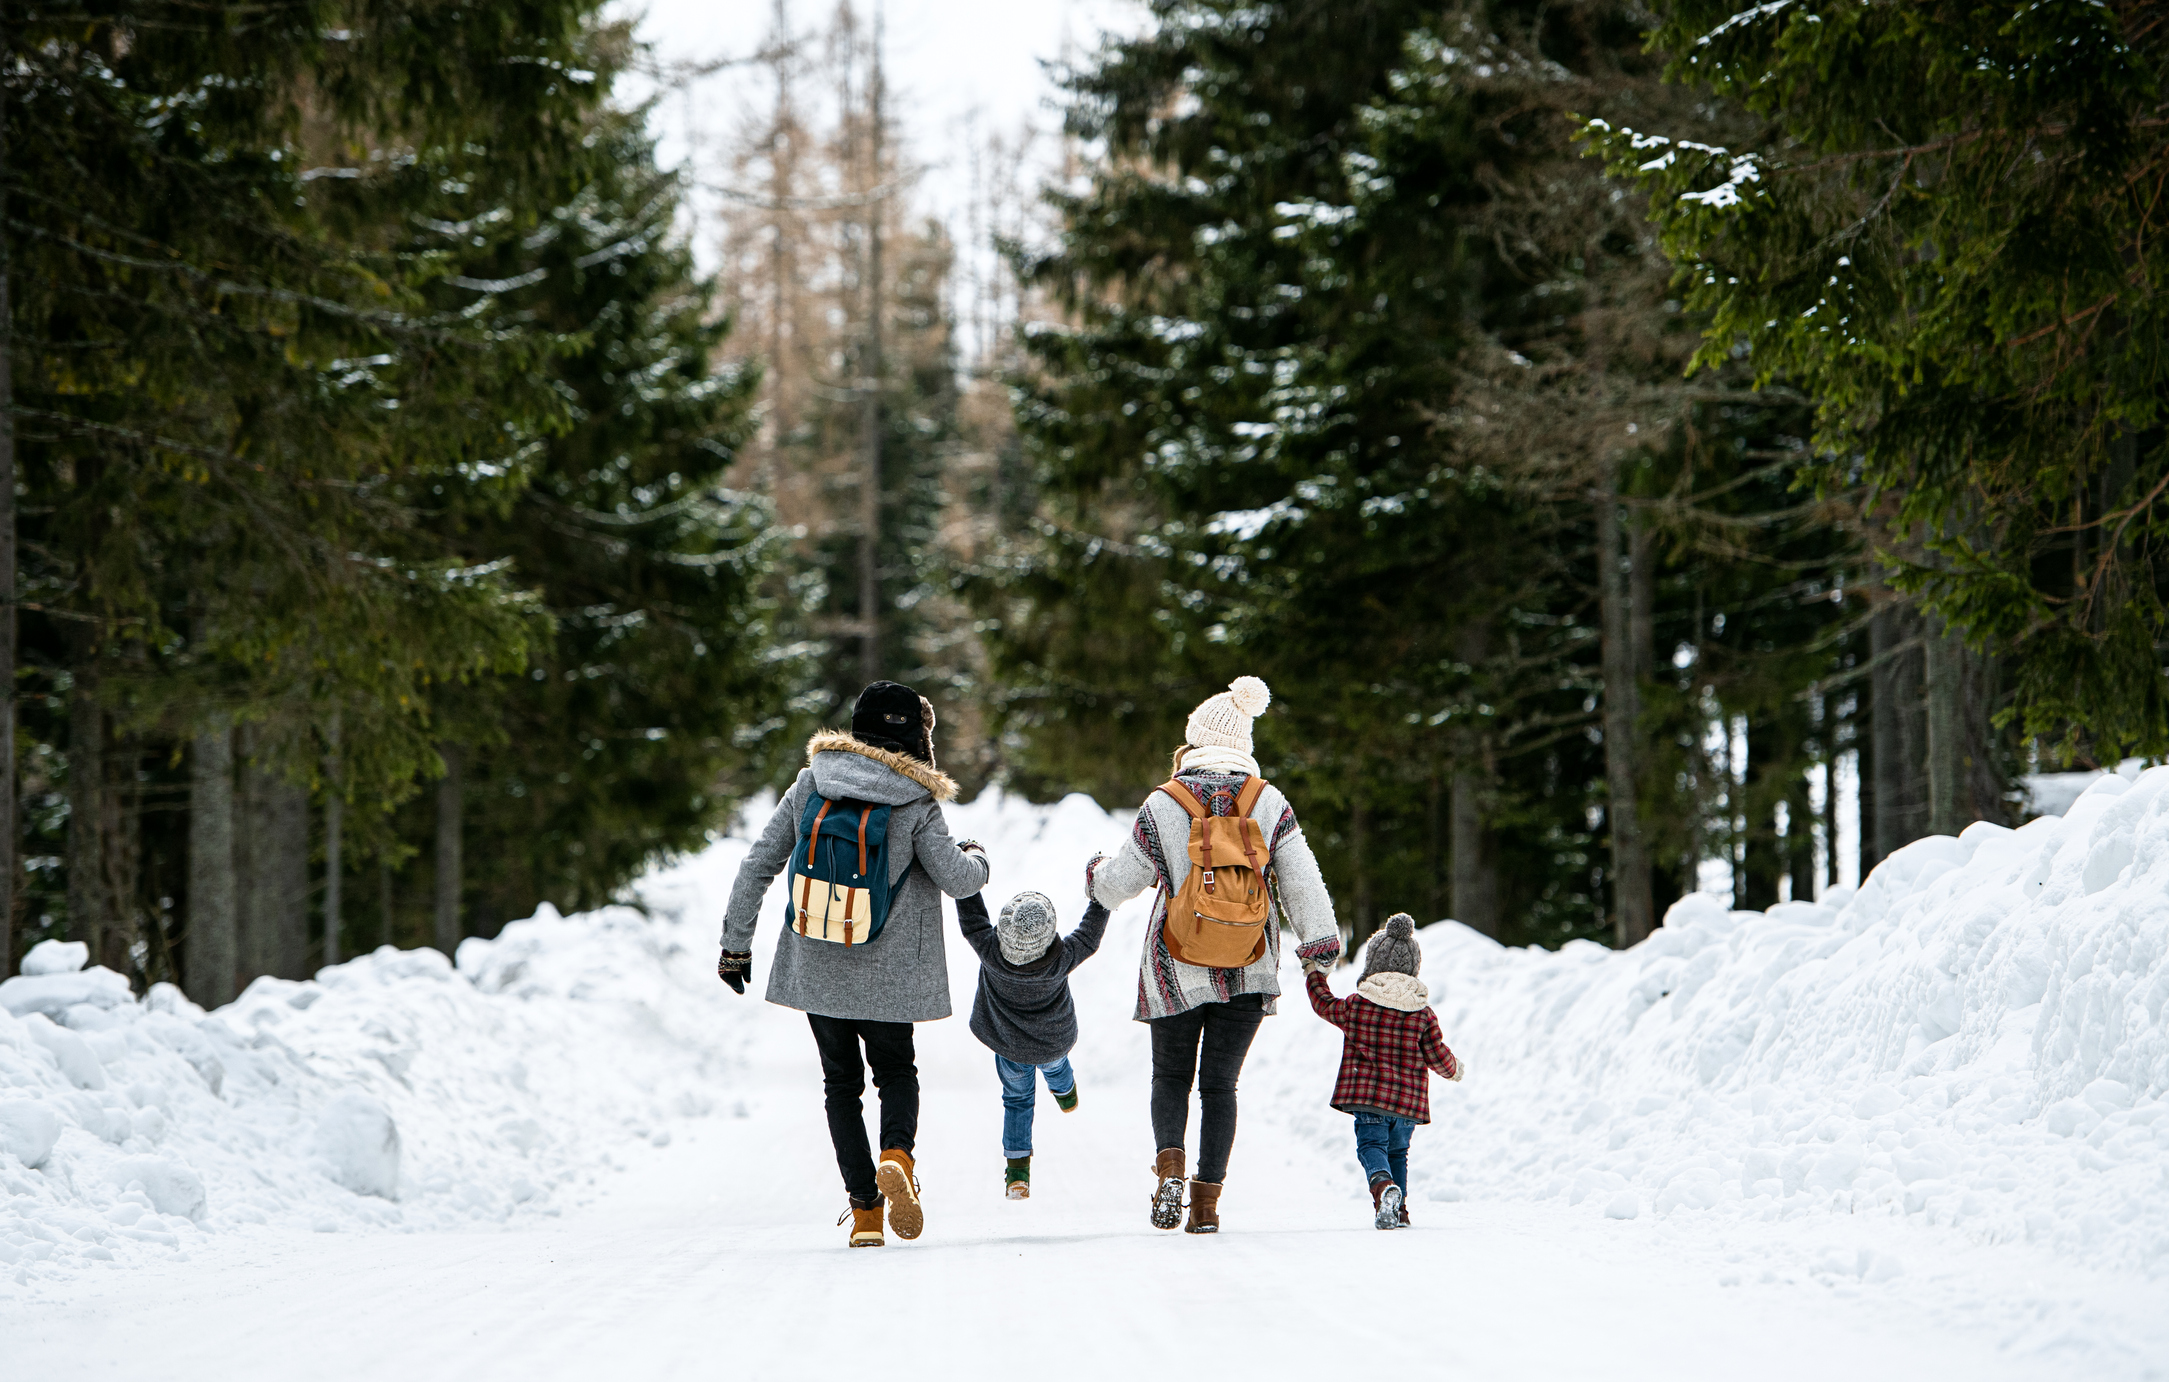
[996,891,1058,965]
[1360,913,1422,980]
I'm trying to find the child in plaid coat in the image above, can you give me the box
[1303,913,1462,1229]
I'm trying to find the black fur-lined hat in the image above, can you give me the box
[850,680,936,766]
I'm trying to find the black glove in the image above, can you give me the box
[719,950,753,995]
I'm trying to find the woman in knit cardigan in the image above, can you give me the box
[1086,676,1342,1233]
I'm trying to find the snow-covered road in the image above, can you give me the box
[9,778,2169,1379]
[8,1011,2158,1382]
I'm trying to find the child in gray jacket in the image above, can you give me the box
[953,891,1109,1198]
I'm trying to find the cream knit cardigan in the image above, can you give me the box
[1089,770,1343,1020]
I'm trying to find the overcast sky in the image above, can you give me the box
[617,0,1147,264]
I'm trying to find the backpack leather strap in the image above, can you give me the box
[1158,778,1208,819]
[855,805,872,878]
[1234,776,1268,871]
[806,798,835,870]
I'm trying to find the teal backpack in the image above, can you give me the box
[782,792,909,945]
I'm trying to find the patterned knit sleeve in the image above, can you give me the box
[1421,1010,1460,1081]
[1088,799,1162,910]
[1269,815,1342,965]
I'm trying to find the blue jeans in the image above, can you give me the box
[1353,1112,1416,1195]
[995,1054,1075,1157]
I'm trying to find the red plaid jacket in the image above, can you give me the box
[1305,971,1459,1124]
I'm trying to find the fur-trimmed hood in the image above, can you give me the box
[1356,971,1431,1012]
[807,729,960,803]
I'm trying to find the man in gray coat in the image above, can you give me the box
[717,681,990,1248]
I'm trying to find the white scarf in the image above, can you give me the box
[1177,744,1261,778]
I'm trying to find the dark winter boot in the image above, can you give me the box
[877,1148,922,1240]
[1369,1173,1403,1231]
[841,1193,885,1248]
[1397,1198,1411,1229]
[1054,1082,1079,1113]
[1005,1157,1031,1200]
[1185,1180,1222,1234]
[1150,1148,1186,1230]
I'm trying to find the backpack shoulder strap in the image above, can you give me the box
[1234,775,1269,817]
[1158,778,1208,820]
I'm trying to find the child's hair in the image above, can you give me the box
[1170,744,1189,775]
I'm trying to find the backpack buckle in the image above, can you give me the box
[1201,868,1215,892]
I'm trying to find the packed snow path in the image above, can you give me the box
[10,1036,2158,1381]
[7,778,2169,1378]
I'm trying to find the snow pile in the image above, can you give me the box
[0,898,737,1287]
[1245,767,2169,1275]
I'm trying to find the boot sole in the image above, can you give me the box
[1374,1185,1404,1231]
[849,1234,885,1248]
[1005,1184,1030,1200]
[876,1161,923,1240]
[1150,1177,1185,1230]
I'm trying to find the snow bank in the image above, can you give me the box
[1245,767,2169,1275]
[0,898,737,1288]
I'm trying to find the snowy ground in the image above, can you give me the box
[6,779,2169,1379]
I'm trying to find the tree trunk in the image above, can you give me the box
[1739,718,1781,910]
[0,57,16,980]
[855,19,886,686]
[1855,676,1877,884]
[1599,460,1653,946]
[1423,767,1442,923]
[187,724,239,1006]
[235,740,308,984]
[380,859,394,951]
[1924,617,1966,836]
[1785,766,1816,902]
[1448,764,1500,939]
[1870,600,1927,860]
[321,715,342,963]
[434,743,463,956]
[65,651,113,963]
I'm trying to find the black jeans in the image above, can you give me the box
[807,1014,919,1202]
[1148,994,1266,1184]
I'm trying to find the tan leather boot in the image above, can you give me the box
[1185,1179,1222,1234]
[1150,1148,1186,1230]
[876,1148,923,1240]
[842,1196,885,1248]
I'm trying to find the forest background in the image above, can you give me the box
[4,0,2165,999]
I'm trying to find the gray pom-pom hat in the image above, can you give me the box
[996,891,1059,966]
[1359,913,1422,980]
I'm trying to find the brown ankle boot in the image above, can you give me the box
[1185,1179,1222,1234]
[876,1148,922,1240]
[1150,1148,1186,1230]
[841,1194,885,1248]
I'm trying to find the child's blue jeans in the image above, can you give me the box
[996,1054,1076,1158]
[1353,1112,1416,1194]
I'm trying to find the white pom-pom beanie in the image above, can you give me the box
[1185,676,1272,756]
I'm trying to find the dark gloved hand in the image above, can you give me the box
[718,950,753,995]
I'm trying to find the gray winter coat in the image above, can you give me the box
[720,731,991,1023]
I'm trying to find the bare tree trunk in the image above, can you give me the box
[1924,617,1966,837]
[1448,764,1500,939]
[1424,767,1442,923]
[0,57,15,980]
[434,743,463,956]
[187,724,239,1006]
[323,719,342,967]
[1599,460,1653,946]
[1870,600,1927,860]
[65,649,112,962]
[380,859,393,951]
[855,14,886,686]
